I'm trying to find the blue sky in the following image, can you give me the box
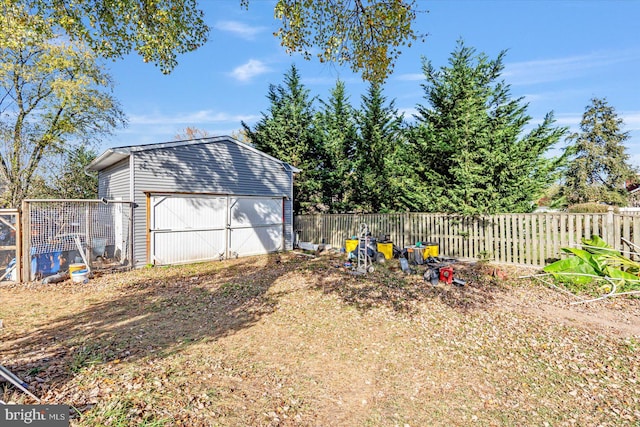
[102,0,640,165]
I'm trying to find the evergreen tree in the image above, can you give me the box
[242,65,321,214]
[563,97,636,206]
[410,41,566,214]
[351,82,407,213]
[315,80,357,213]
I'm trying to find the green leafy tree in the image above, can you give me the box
[242,65,322,214]
[351,82,407,213]
[315,80,357,213]
[51,146,99,199]
[17,146,98,199]
[0,4,125,207]
[273,0,424,82]
[410,41,566,214]
[562,98,636,206]
[9,0,209,74]
[13,0,422,80]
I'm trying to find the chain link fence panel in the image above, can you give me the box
[24,200,134,281]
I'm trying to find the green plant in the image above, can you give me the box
[79,398,169,426]
[27,366,43,376]
[625,337,639,352]
[70,344,113,373]
[543,235,640,292]
[219,281,262,299]
[566,203,619,213]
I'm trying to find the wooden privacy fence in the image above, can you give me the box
[294,209,640,266]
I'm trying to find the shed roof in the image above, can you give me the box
[87,135,300,173]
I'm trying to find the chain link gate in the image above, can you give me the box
[21,200,134,282]
[0,209,21,282]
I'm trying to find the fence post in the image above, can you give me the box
[293,211,629,267]
[315,215,320,244]
[21,200,30,282]
[15,208,22,283]
[605,207,615,247]
[129,202,135,267]
[85,203,92,269]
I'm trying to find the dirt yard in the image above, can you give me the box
[1,252,639,426]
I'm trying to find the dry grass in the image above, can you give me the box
[1,252,639,426]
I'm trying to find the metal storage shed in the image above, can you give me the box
[86,136,298,267]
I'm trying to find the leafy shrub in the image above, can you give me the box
[566,203,619,213]
[543,235,640,294]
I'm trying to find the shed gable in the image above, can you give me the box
[133,139,290,197]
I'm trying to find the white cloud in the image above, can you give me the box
[107,111,258,147]
[622,111,640,131]
[545,110,640,132]
[397,107,418,119]
[504,49,640,86]
[107,125,251,148]
[214,20,265,40]
[129,110,259,126]
[395,73,424,82]
[552,113,582,128]
[229,59,271,82]
[629,153,640,168]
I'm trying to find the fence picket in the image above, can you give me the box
[518,215,524,263]
[528,214,535,264]
[559,214,566,257]
[473,216,479,260]
[622,216,631,251]
[294,211,640,267]
[551,215,559,261]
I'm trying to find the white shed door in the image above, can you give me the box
[229,197,283,257]
[151,195,227,265]
[150,195,283,265]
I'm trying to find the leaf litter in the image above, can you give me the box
[0,252,638,426]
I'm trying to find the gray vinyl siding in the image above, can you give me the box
[134,140,290,195]
[98,159,130,200]
[130,139,294,266]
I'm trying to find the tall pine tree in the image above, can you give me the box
[315,80,358,213]
[410,41,566,214]
[242,65,321,214]
[563,97,636,206]
[351,83,407,213]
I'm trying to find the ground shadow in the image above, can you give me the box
[0,253,295,409]
[309,254,510,314]
[1,253,512,413]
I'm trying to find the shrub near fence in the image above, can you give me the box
[294,209,640,266]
